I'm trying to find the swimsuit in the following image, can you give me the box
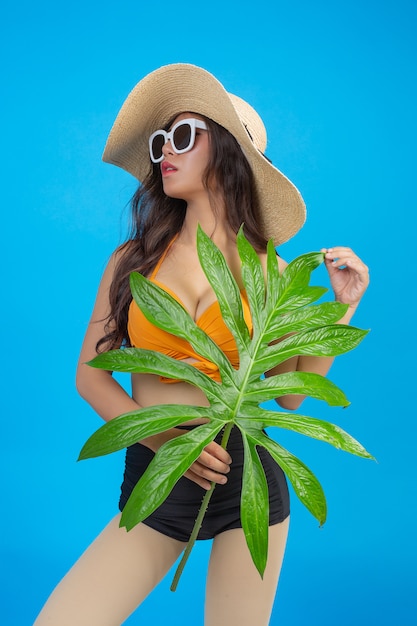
[127,236,252,382]
[119,427,289,542]
[119,238,290,540]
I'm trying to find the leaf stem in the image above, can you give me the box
[170,422,234,591]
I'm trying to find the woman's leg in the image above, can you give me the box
[34,514,187,626]
[204,517,289,626]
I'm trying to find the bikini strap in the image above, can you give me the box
[150,234,179,279]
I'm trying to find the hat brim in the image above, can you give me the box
[103,63,306,245]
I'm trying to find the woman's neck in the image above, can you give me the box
[179,196,234,247]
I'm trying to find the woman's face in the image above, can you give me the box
[158,112,210,202]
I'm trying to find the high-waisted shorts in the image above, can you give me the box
[119,426,290,542]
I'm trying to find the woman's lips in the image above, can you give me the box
[161,161,178,176]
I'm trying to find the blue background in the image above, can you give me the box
[2,0,416,624]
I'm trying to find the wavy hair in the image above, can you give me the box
[97,116,268,352]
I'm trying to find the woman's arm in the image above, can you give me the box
[267,246,370,411]
[75,251,141,421]
[76,250,231,488]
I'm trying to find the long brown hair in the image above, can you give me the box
[97,116,268,352]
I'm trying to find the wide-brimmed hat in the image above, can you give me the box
[103,63,306,245]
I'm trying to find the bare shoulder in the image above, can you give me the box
[98,246,122,290]
[103,240,135,280]
[112,239,136,265]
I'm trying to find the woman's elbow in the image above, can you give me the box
[75,361,110,401]
[75,362,90,399]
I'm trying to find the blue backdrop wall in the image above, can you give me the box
[2,1,416,624]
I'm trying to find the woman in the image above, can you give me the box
[34,63,369,625]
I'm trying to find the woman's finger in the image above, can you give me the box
[184,462,229,490]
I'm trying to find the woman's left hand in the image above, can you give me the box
[322,246,369,310]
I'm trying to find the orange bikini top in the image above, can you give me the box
[127,239,253,383]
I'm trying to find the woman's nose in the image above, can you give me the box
[161,139,174,157]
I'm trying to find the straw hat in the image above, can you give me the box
[103,63,306,245]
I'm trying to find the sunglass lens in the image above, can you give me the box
[151,134,165,160]
[173,123,192,151]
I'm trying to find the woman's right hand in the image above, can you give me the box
[184,440,232,490]
[141,430,232,490]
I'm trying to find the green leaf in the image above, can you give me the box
[262,301,349,343]
[197,226,250,352]
[245,429,327,525]
[88,348,223,403]
[79,404,212,460]
[254,325,368,375]
[240,431,269,577]
[271,285,329,315]
[237,226,266,333]
[277,252,325,300]
[265,239,280,315]
[237,409,374,459]
[121,421,224,531]
[81,229,372,588]
[244,371,350,406]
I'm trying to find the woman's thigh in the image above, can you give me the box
[34,514,186,626]
[205,517,290,626]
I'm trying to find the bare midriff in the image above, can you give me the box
[131,370,211,426]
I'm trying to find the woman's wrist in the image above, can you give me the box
[336,300,358,325]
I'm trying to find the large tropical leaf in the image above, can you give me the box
[80,225,372,588]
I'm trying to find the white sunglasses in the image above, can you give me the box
[149,118,208,163]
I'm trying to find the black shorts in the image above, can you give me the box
[119,426,290,542]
